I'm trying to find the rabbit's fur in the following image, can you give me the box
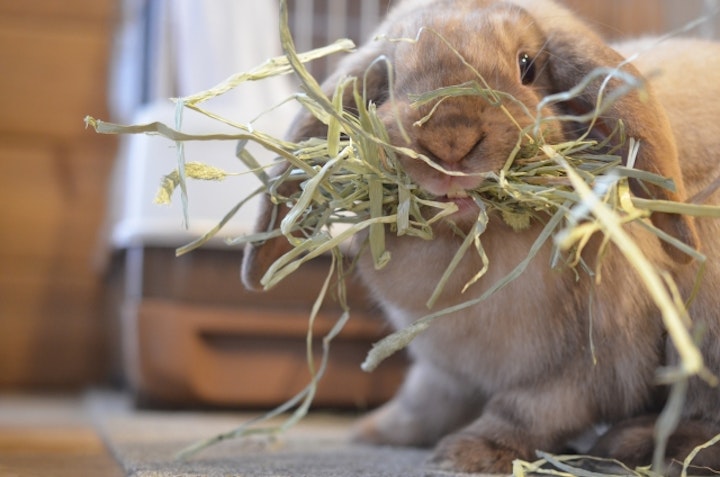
[243,0,720,473]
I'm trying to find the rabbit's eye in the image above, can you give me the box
[519,52,536,85]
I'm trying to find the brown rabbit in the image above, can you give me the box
[242,0,720,473]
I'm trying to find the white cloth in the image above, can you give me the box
[110,0,294,119]
[107,1,296,248]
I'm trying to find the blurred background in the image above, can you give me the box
[0,0,718,410]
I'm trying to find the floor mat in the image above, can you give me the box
[87,392,469,477]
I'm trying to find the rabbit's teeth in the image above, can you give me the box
[446,189,469,199]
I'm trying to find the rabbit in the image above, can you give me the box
[242,0,720,474]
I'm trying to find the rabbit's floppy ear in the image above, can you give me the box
[241,46,391,291]
[538,13,699,262]
[241,161,297,291]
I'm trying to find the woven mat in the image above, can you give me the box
[87,392,478,477]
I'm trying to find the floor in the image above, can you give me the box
[0,394,123,477]
[0,393,662,477]
[0,393,439,477]
[0,393,469,477]
[88,392,442,477]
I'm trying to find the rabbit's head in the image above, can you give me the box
[242,0,698,290]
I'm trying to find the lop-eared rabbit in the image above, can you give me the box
[243,0,720,473]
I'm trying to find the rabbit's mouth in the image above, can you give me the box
[415,177,483,221]
[439,190,480,219]
[446,187,469,199]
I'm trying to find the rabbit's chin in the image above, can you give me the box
[438,196,483,225]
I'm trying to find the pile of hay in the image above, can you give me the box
[86,1,720,474]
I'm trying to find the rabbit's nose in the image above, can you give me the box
[417,124,486,166]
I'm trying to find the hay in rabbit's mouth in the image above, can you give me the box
[85,0,720,473]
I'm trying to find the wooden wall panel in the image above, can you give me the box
[564,0,718,40]
[0,1,118,389]
[0,19,113,138]
[0,0,115,21]
[0,138,117,388]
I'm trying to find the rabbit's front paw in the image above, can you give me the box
[351,400,436,448]
[429,431,532,474]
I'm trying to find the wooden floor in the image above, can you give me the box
[0,395,123,477]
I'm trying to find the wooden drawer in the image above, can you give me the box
[134,299,406,408]
[110,247,408,409]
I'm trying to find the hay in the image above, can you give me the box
[85,0,720,473]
